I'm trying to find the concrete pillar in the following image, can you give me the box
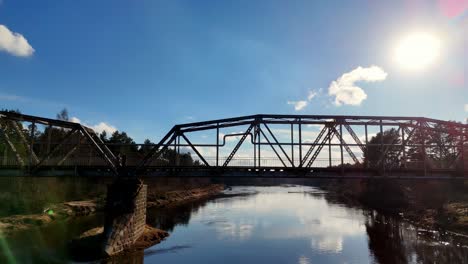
[102,179,147,256]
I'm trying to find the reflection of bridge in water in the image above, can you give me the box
[1,111,466,179]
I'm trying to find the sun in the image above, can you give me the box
[394,32,441,71]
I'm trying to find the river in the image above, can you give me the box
[1,184,468,263]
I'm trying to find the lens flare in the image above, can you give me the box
[394,32,441,71]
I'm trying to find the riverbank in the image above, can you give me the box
[0,183,225,236]
[320,179,468,236]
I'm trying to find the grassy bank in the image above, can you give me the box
[0,178,224,236]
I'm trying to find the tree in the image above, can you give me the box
[364,128,401,169]
[405,126,425,169]
[107,131,138,156]
[406,122,463,169]
[99,131,108,142]
[426,123,460,169]
[56,108,69,121]
[139,139,154,156]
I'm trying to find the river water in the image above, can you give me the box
[1,184,468,263]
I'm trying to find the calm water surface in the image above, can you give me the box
[2,185,468,263]
[145,186,468,264]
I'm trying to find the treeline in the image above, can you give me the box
[363,124,466,171]
[0,109,200,166]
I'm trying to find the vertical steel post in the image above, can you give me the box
[299,121,302,165]
[328,126,332,168]
[420,122,427,176]
[257,123,261,167]
[291,123,294,167]
[77,131,82,167]
[174,134,179,166]
[380,120,384,175]
[365,124,368,169]
[253,125,257,168]
[462,127,465,175]
[177,135,180,154]
[29,122,36,171]
[401,126,406,168]
[216,124,219,167]
[340,123,344,174]
[46,125,52,154]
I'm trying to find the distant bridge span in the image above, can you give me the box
[0,112,466,179]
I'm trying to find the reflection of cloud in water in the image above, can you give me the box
[214,220,255,241]
[194,186,365,253]
[259,191,364,253]
[310,236,343,253]
[298,255,310,264]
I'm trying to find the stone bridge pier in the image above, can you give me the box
[102,178,147,256]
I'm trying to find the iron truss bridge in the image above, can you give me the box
[0,112,467,179]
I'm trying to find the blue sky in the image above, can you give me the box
[0,0,466,143]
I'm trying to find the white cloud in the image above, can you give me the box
[287,100,308,111]
[70,117,81,123]
[0,25,35,57]
[91,122,117,135]
[70,116,117,135]
[287,89,319,111]
[307,90,317,101]
[328,66,387,106]
[465,104,468,112]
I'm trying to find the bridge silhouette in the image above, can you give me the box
[1,111,466,179]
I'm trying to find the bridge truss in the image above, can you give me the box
[1,112,467,178]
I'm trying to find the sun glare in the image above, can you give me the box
[394,32,441,71]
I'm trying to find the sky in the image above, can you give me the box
[0,0,467,143]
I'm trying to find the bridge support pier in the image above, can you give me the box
[102,178,147,256]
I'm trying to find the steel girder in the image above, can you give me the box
[0,111,119,175]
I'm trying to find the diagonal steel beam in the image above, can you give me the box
[180,133,210,166]
[307,128,336,167]
[344,123,365,152]
[258,128,287,167]
[138,127,178,169]
[223,125,254,167]
[300,125,328,167]
[9,121,39,164]
[145,134,177,167]
[56,134,87,166]
[57,145,79,166]
[330,126,360,164]
[90,130,117,162]
[32,128,77,169]
[79,125,118,174]
[0,123,25,166]
[262,123,294,167]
